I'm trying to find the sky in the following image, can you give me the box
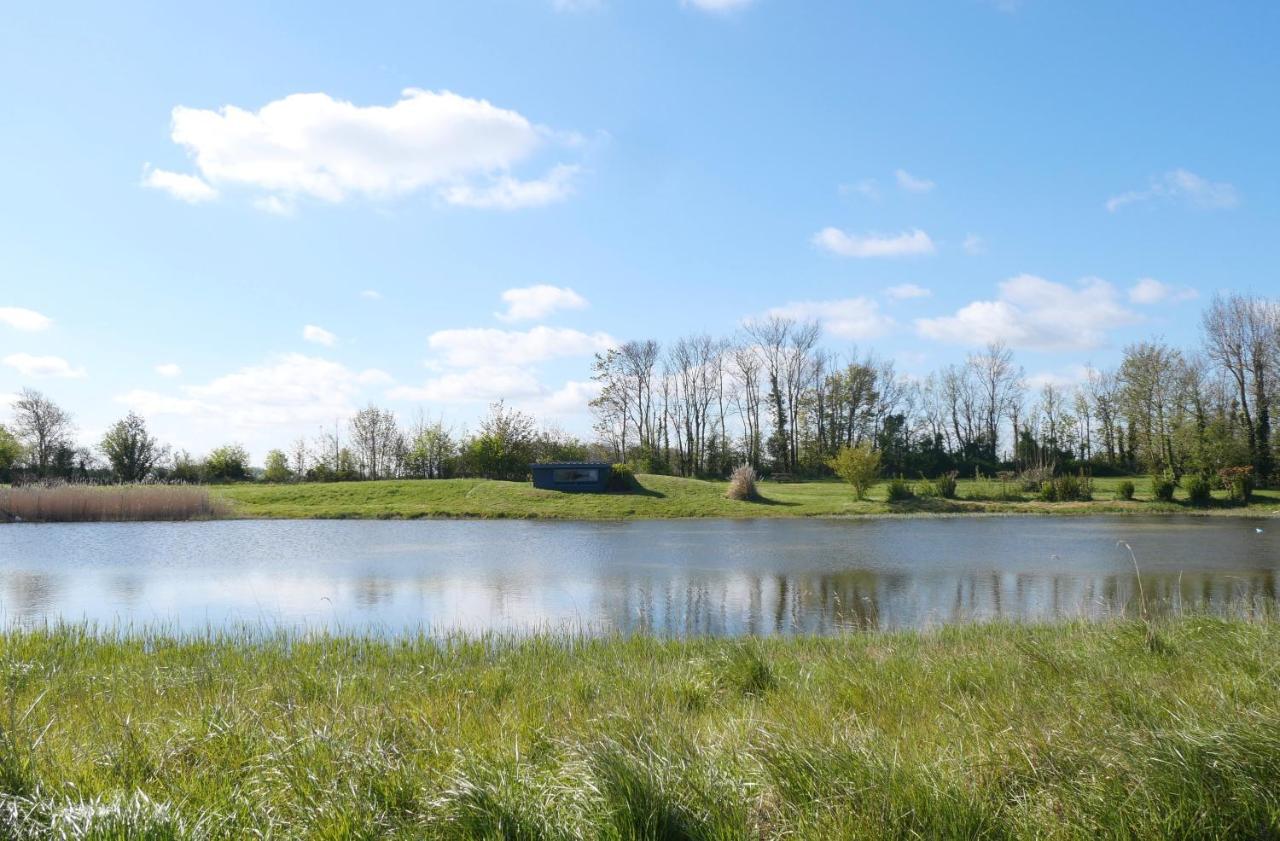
[1,1,1277,460]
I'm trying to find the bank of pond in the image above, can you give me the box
[0,617,1275,838]
[2,474,1279,522]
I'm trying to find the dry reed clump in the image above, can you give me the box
[0,484,228,523]
[726,465,759,501]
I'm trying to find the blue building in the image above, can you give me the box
[529,462,612,493]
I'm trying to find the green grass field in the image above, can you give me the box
[216,474,1280,520]
[0,618,1276,838]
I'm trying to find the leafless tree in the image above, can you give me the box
[10,388,75,476]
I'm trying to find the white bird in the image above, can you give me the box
[1256,528,1264,534]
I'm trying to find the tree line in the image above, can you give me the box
[1,293,1275,487]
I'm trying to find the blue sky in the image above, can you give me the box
[1,1,1277,458]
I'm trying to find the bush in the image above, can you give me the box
[1151,476,1176,503]
[607,463,640,492]
[885,476,915,502]
[1219,466,1254,503]
[1117,479,1136,501]
[1039,472,1093,503]
[1186,474,1213,507]
[918,471,958,500]
[725,465,759,501]
[1017,466,1055,493]
[827,443,881,501]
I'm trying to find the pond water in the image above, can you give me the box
[0,517,1275,636]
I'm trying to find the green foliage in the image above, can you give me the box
[607,463,640,492]
[1152,475,1177,503]
[827,443,881,500]
[99,412,167,482]
[203,443,251,483]
[1186,474,1213,507]
[170,449,202,483]
[462,401,537,481]
[262,449,292,483]
[1117,479,1136,500]
[0,424,22,482]
[885,475,915,501]
[1039,472,1093,502]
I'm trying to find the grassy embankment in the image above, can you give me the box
[0,617,1276,838]
[217,474,1280,520]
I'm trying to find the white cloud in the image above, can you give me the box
[356,368,394,385]
[885,283,932,301]
[1106,169,1239,212]
[359,289,383,301]
[915,274,1139,351]
[441,164,579,210]
[388,365,545,403]
[153,88,581,211]
[1128,277,1198,305]
[253,195,294,216]
[495,285,589,322]
[155,363,182,378]
[765,297,895,341]
[2,353,87,379]
[813,227,936,258]
[427,326,615,368]
[683,0,754,11]
[895,169,935,193]
[0,307,52,331]
[962,234,986,255]
[537,379,602,416]
[141,166,218,203]
[302,324,337,347]
[1025,365,1092,392]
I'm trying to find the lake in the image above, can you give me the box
[0,516,1275,636]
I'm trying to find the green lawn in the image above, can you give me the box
[1,618,1276,838]
[216,474,1280,520]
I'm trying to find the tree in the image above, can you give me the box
[348,405,402,480]
[463,402,537,480]
[0,425,22,483]
[1202,295,1278,481]
[10,388,74,476]
[203,444,251,483]
[99,412,166,482]
[263,449,292,483]
[827,443,881,500]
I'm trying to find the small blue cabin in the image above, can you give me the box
[529,462,612,493]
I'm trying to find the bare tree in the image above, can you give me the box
[1202,294,1278,477]
[349,405,402,480]
[10,388,75,476]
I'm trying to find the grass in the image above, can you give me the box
[0,617,1276,838]
[0,485,227,523]
[215,474,1280,521]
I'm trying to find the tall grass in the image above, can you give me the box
[0,617,1275,838]
[0,484,227,523]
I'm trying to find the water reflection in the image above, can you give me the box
[0,517,1275,636]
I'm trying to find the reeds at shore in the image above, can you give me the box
[0,484,228,523]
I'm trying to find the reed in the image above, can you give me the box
[0,484,228,523]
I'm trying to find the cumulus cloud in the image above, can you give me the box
[813,227,936,258]
[2,353,87,379]
[150,89,581,211]
[155,363,182,378]
[0,307,52,331]
[302,325,337,346]
[1106,169,1239,212]
[895,169,935,193]
[1128,277,1198,305]
[915,274,1139,351]
[119,354,380,428]
[141,166,218,203]
[765,297,895,340]
[426,326,615,368]
[1025,365,1093,392]
[388,366,545,403]
[495,285,589,322]
[885,284,932,301]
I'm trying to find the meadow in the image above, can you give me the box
[0,617,1275,838]
[216,474,1280,521]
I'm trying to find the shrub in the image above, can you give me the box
[1039,472,1093,503]
[885,476,914,502]
[1017,466,1055,493]
[1151,475,1176,503]
[1186,474,1213,507]
[827,443,881,501]
[725,465,759,501]
[1117,479,1136,501]
[607,463,640,492]
[918,470,958,500]
[1219,466,1254,503]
